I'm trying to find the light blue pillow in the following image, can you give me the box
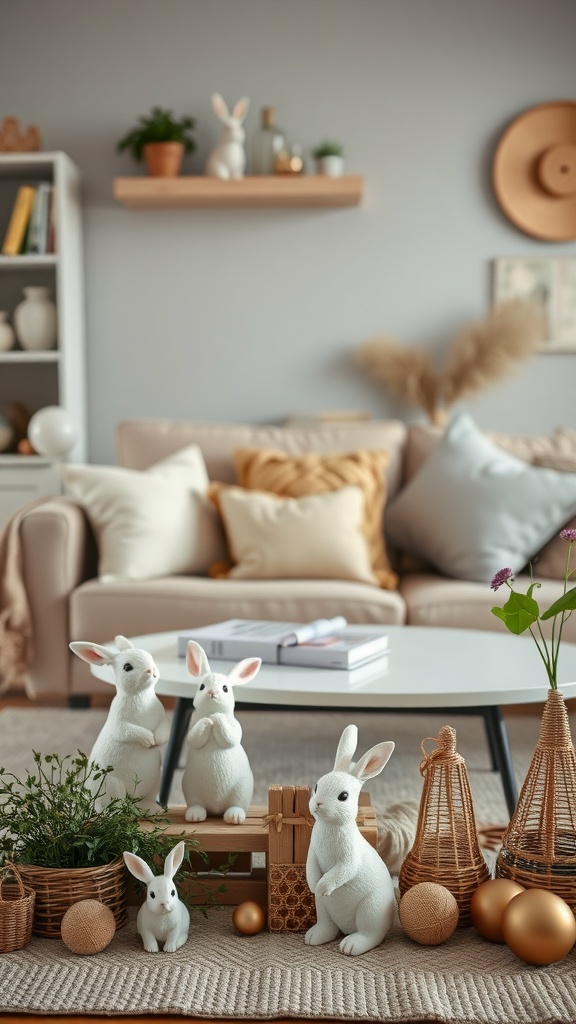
[386,412,576,583]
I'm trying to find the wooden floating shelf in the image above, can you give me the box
[113,174,363,209]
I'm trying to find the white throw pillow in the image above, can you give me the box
[60,445,226,581]
[385,411,576,583]
[215,484,378,583]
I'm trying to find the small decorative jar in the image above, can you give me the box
[14,286,57,352]
[0,311,15,351]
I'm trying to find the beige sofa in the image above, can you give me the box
[17,414,576,701]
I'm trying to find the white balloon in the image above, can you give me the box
[28,406,77,457]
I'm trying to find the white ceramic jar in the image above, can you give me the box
[0,310,15,351]
[14,286,57,351]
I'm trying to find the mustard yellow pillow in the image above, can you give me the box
[209,485,378,584]
[232,447,397,589]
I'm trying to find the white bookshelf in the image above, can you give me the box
[0,152,87,521]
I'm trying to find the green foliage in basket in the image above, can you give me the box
[0,751,233,911]
[116,106,196,161]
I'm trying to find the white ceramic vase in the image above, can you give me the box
[14,286,57,351]
[0,311,15,351]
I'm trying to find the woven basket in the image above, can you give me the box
[17,857,127,938]
[0,862,35,952]
[496,689,576,911]
[399,725,490,925]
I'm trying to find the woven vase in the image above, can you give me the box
[399,725,490,925]
[496,688,576,911]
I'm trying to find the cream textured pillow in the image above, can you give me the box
[233,447,397,589]
[385,412,576,583]
[60,445,226,582]
[211,485,378,584]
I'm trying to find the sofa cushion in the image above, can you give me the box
[385,412,576,583]
[400,572,576,641]
[69,575,407,693]
[115,418,408,500]
[233,447,397,588]
[60,446,226,582]
[210,484,379,584]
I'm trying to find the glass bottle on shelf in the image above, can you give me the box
[252,106,285,175]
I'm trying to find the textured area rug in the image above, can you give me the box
[2,706,574,1023]
[1,906,576,1022]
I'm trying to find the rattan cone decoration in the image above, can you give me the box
[399,725,490,925]
[496,689,576,911]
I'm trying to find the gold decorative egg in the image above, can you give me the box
[502,888,576,965]
[232,900,266,935]
[470,878,525,942]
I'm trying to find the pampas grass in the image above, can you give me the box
[356,299,546,424]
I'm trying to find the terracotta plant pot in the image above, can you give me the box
[143,142,184,177]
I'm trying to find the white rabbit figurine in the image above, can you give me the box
[69,635,170,809]
[123,840,190,952]
[305,723,396,956]
[182,640,261,824]
[205,92,250,179]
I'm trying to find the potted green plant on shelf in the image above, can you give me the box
[116,106,196,177]
[312,139,345,177]
[0,751,219,937]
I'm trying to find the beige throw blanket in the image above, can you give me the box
[0,498,47,692]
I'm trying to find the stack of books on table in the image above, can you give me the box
[177,617,389,670]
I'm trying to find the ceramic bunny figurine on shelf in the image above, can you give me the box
[123,840,190,952]
[182,640,261,824]
[69,635,170,809]
[205,93,250,179]
[305,724,396,956]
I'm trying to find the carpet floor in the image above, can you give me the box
[1,705,575,1023]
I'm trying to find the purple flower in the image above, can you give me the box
[560,528,576,542]
[490,567,514,591]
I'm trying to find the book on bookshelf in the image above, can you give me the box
[2,184,36,255]
[177,618,389,669]
[25,182,51,254]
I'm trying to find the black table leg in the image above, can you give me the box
[158,696,194,807]
[482,706,518,818]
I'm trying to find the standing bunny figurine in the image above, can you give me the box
[70,635,170,809]
[205,92,250,179]
[182,640,261,824]
[123,840,190,952]
[305,723,396,956]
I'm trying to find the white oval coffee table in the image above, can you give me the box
[91,625,576,817]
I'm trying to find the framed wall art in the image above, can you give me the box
[492,256,576,353]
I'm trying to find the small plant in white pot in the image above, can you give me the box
[312,140,345,177]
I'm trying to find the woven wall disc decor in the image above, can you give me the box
[493,100,576,241]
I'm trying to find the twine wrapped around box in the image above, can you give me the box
[496,688,576,910]
[0,862,35,952]
[399,726,490,925]
[17,857,127,938]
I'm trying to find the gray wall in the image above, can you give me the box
[2,0,575,463]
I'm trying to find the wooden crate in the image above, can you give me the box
[136,789,378,931]
[267,785,378,932]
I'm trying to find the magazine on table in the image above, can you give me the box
[176,617,389,670]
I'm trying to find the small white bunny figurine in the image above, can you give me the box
[123,840,190,952]
[182,640,261,824]
[70,635,170,809]
[305,723,396,956]
[205,92,250,179]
